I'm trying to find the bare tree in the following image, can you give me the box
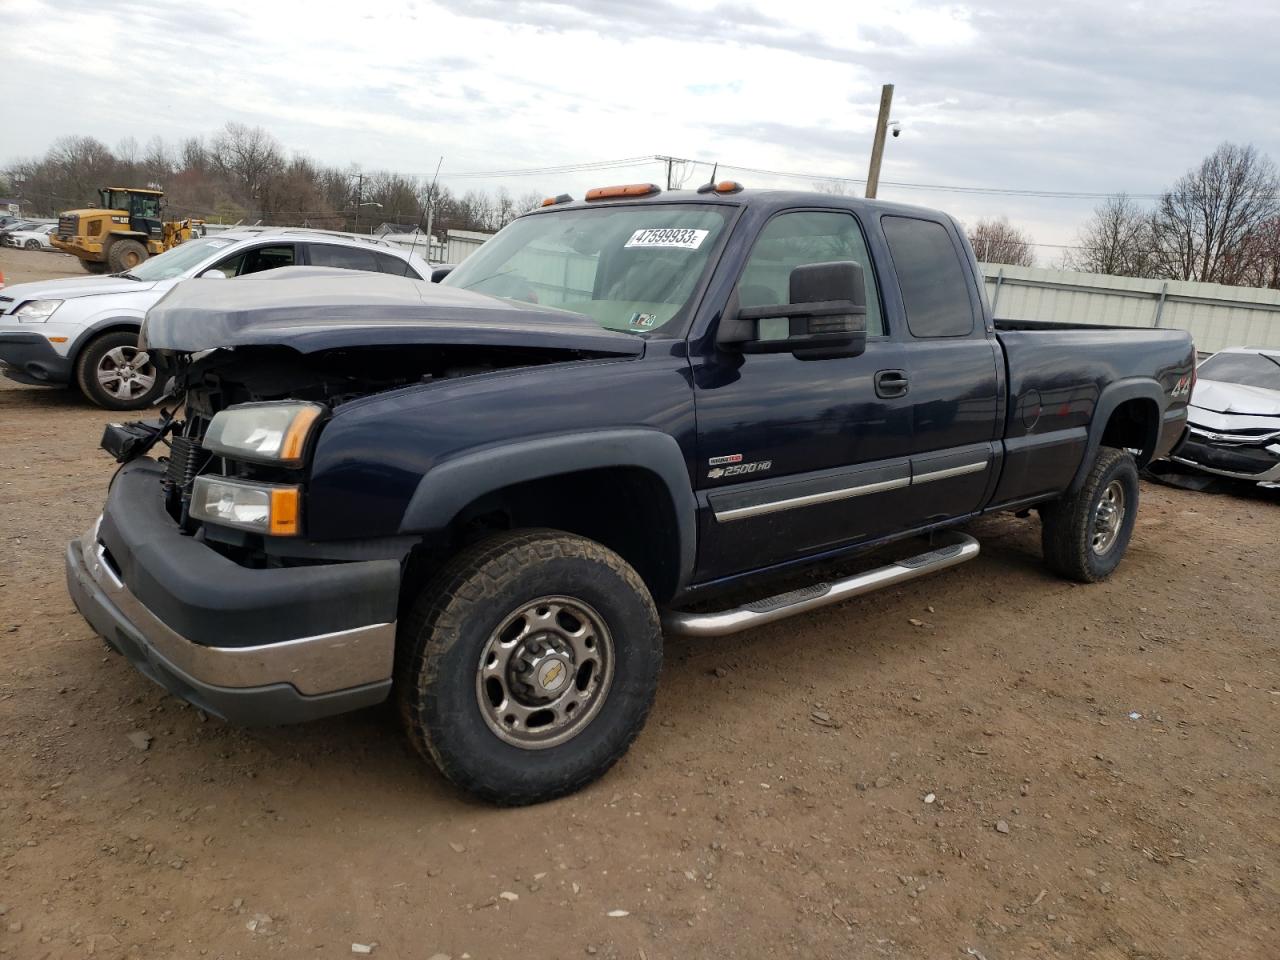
[1149,142,1280,284]
[210,122,283,213]
[1068,194,1158,277]
[967,216,1035,266]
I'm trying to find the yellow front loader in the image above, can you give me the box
[51,187,205,274]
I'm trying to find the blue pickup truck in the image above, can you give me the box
[67,183,1195,804]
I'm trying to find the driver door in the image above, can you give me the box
[692,209,912,579]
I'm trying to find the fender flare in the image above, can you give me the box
[67,315,145,360]
[1069,378,1165,493]
[399,428,698,590]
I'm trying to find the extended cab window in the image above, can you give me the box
[737,211,884,337]
[882,216,974,337]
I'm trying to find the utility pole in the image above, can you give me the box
[865,83,894,199]
[352,172,365,233]
[665,157,674,191]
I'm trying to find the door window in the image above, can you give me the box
[307,243,380,272]
[210,244,295,277]
[735,210,884,339]
[881,216,974,337]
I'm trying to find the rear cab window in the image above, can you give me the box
[881,216,975,338]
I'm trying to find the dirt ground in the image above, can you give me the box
[1,245,1278,960]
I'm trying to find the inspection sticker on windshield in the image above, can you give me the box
[625,228,709,250]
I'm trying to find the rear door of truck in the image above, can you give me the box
[877,214,1003,527]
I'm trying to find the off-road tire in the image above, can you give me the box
[106,238,148,273]
[74,330,163,411]
[396,529,663,805]
[1040,446,1139,583]
[81,259,110,274]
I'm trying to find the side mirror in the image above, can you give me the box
[199,269,227,279]
[430,264,455,283]
[717,261,868,360]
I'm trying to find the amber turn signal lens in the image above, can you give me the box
[269,487,300,536]
[279,405,323,462]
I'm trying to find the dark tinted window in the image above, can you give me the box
[882,216,974,337]
[210,244,295,277]
[307,243,379,272]
[373,250,421,279]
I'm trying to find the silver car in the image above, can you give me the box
[0,229,433,409]
[1172,347,1280,489]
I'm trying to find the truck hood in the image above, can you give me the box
[1191,379,1280,417]
[0,275,157,305]
[141,268,644,357]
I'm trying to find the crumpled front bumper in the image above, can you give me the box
[65,459,401,725]
[1172,428,1280,488]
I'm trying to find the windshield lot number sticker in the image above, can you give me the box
[625,228,709,250]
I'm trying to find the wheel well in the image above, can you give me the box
[70,323,141,363]
[410,467,684,603]
[1101,397,1160,466]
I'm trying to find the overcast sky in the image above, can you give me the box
[4,0,1278,256]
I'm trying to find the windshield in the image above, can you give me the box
[442,203,734,336]
[125,236,232,280]
[1196,352,1280,392]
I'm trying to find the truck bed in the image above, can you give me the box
[988,320,1195,510]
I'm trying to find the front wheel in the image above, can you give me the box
[1040,446,1140,583]
[24,239,41,250]
[107,238,148,273]
[74,331,163,410]
[81,259,110,274]
[396,529,663,805]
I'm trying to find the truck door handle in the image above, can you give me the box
[875,370,909,398]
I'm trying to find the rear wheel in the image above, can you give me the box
[1040,446,1139,582]
[396,529,663,805]
[74,331,163,410]
[106,238,148,273]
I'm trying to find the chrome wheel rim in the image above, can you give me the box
[476,595,614,750]
[1091,480,1126,554]
[97,346,156,401]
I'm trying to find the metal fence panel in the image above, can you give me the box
[980,263,1280,353]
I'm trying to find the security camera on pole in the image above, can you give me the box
[865,83,899,200]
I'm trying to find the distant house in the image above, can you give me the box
[373,222,424,237]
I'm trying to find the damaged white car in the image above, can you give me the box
[1172,347,1280,489]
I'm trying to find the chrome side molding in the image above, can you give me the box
[661,532,980,637]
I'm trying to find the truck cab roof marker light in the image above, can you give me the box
[584,183,661,201]
[696,180,745,195]
[541,193,574,207]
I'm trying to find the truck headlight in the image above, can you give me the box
[190,476,301,536]
[14,299,63,323]
[203,401,324,466]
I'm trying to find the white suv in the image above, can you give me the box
[0,229,434,409]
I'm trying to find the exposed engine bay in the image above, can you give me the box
[104,343,591,552]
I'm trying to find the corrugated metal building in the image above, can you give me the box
[980,263,1280,354]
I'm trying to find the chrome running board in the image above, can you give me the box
[661,532,980,637]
